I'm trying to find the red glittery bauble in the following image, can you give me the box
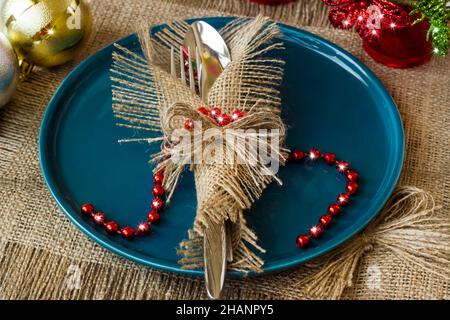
[362,5,432,68]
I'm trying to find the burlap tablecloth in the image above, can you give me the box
[0,0,448,299]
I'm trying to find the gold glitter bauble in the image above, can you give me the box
[1,0,92,72]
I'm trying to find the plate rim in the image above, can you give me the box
[39,16,405,277]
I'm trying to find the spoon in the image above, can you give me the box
[183,21,232,299]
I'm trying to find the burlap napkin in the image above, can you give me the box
[0,0,448,299]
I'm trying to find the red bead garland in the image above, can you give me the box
[80,122,359,247]
[185,106,246,129]
[79,106,248,241]
[80,170,166,240]
[291,148,359,249]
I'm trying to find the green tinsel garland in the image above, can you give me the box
[410,0,450,56]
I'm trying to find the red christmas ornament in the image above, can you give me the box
[184,118,195,130]
[309,225,323,238]
[319,215,333,228]
[153,172,164,185]
[290,150,305,161]
[328,204,341,216]
[322,1,431,68]
[147,210,160,225]
[93,212,105,225]
[105,221,119,234]
[362,4,432,68]
[81,203,94,215]
[137,222,151,235]
[323,152,336,165]
[152,185,165,197]
[120,226,135,239]
[296,235,310,248]
[151,198,164,211]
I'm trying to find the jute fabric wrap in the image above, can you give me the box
[111,16,288,273]
[0,0,448,299]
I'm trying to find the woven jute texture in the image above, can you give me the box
[0,0,448,299]
[111,16,289,273]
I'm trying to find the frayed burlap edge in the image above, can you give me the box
[110,16,288,273]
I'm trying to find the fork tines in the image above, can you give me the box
[170,45,201,96]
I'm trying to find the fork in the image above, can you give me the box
[170,44,229,299]
[170,46,200,94]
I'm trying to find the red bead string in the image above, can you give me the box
[80,109,360,248]
[184,107,245,129]
[290,149,359,248]
[80,170,165,239]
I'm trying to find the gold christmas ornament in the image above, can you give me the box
[1,0,92,74]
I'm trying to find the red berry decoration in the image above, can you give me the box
[319,215,333,228]
[309,225,323,238]
[322,153,336,165]
[308,149,321,160]
[184,118,195,130]
[147,210,160,225]
[296,235,310,248]
[81,203,94,215]
[346,170,358,182]
[152,185,165,197]
[290,150,305,161]
[105,221,119,234]
[210,107,221,118]
[121,226,135,239]
[346,182,359,195]
[93,212,105,225]
[137,222,151,235]
[293,149,360,249]
[328,204,341,216]
[151,197,164,211]
[153,172,164,185]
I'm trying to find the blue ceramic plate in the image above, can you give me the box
[39,17,404,276]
